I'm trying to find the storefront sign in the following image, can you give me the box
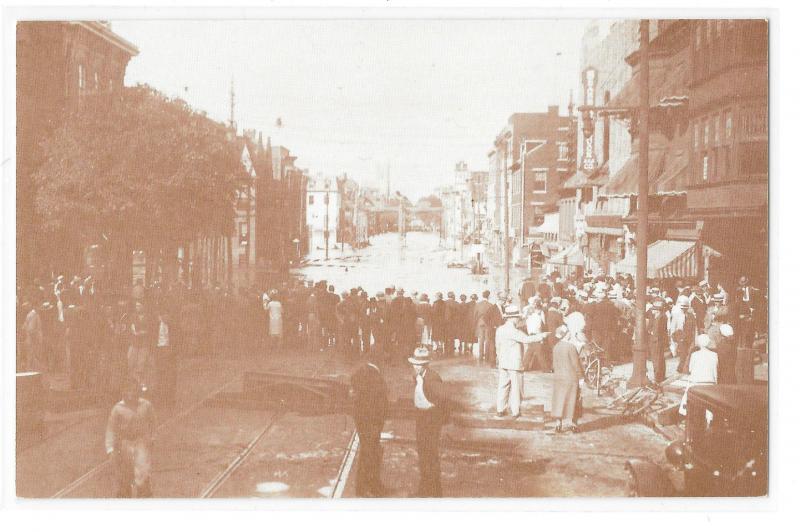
[581,67,598,172]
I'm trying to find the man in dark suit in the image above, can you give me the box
[646,299,669,383]
[472,290,495,362]
[408,347,449,497]
[350,354,389,497]
[443,292,459,357]
[733,276,759,349]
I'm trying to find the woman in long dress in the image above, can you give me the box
[550,325,583,434]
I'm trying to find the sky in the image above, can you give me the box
[113,19,586,200]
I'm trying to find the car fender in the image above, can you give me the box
[625,459,676,497]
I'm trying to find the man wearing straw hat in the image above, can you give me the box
[494,305,548,419]
[408,346,449,497]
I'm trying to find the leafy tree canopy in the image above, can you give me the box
[34,85,246,252]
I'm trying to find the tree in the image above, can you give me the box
[33,85,245,288]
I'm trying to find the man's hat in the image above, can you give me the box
[447,291,455,298]
[712,294,724,302]
[652,298,665,309]
[408,346,432,366]
[677,295,691,308]
[720,324,734,338]
[503,305,521,318]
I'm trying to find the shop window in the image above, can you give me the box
[308,195,314,205]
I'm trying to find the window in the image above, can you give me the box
[706,20,713,43]
[94,72,99,91]
[714,115,721,144]
[739,142,768,177]
[557,142,569,161]
[741,106,768,139]
[725,111,733,139]
[694,122,700,148]
[531,169,547,192]
[716,20,723,37]
[702,155,709,181]
[695,23,703,48]
[239,222,249,245]
[308,195,315,205]
[78,64,86,90]
[703,120,710,146]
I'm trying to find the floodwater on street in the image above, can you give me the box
[294,231,525,297]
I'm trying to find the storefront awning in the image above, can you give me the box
[607,47,690,110]
[614,240,721,279]
[546,243,585,267]
[532,212,559,236]
[602,132,692,198]
[563,162,609,190]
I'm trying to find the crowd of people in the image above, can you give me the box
[16,266,765,498]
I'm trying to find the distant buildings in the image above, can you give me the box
[487,108,577,265]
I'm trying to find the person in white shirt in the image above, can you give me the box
[494,306,548,419]
[678,334,718,416]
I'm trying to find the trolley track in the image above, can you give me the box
[47,346,349,499]
[197,349,360,499]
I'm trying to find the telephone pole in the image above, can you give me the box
[503,136,511,295]
[629,19,651,387]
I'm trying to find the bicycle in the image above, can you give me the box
[579,341,614,396]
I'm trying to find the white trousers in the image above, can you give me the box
[497,368,524,416]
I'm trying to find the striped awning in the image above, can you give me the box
[614,240,721,279]
[546,243,585,267]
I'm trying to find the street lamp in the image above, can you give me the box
[292,238,300,259]
[574,21,650,388]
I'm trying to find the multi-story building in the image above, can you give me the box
[16,21,139,280]
[488,108,576,265]
[565,19,768,288]
[466,170,489,244]
[306,174,340,258]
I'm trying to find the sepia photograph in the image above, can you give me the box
[9,6,777,508]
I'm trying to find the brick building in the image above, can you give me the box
[16,21,139,281]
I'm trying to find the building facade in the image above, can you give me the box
[306,175,340,259]
[16,21,139,281]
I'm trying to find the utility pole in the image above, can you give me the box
[503,136,511,295]
[324,188,330,261]
[629,19,650,388]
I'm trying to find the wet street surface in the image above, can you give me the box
[18,342,671,499]
[18,232,671,499]
[294,231,528,297]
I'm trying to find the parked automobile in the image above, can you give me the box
[625,384,768,497]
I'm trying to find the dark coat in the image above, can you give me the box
[416,368,450,425]
[351,363,389,426]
